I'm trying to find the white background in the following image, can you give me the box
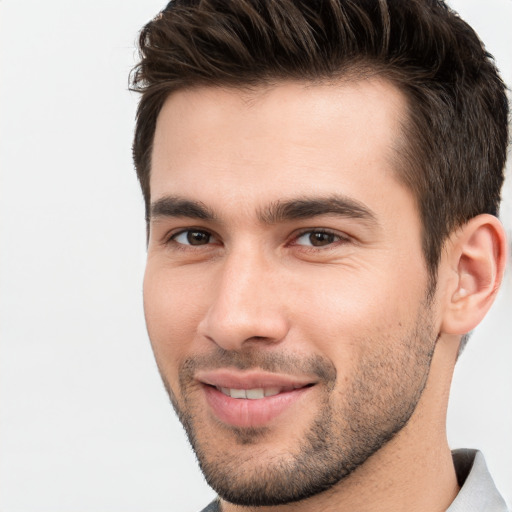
[0,1,511,511]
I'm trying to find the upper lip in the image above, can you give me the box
[196,370,316,390]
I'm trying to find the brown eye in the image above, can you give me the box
[309,232,336,246]
[173,230,212,245]
[296,230,339,247]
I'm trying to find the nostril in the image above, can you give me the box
[197,300,290,351]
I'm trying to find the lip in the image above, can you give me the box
[197,370,316,428]
[197,369,315,390]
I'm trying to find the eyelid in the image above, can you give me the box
[290,228,350,247]
[160,226,350,250]
[164,227,220,246]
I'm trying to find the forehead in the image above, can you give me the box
[150,79,410,215]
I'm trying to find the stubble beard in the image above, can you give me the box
[158,304,438,507]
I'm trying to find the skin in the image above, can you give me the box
[143,80,506,512]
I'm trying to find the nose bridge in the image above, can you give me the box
[198,241,288,350]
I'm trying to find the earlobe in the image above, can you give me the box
[440,214,507,336]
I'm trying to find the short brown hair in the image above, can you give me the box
[130,0,509,279]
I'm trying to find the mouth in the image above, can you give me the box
[214,384,311,400]
[197,371,316,428]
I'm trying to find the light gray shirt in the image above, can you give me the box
[448,449,508,511]
[200,449,508,512]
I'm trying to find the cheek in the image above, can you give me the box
[143,265,209,381]
[288,262,427,357]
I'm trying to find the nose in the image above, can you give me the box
[197,248,289,351]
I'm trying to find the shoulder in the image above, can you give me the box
[199,498,221,512]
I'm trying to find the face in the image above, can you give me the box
[144,80,439,506]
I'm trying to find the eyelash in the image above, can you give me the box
[164,227,349,251]
[291,228,350,250]
[165,228,219,249]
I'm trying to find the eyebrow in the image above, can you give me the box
[258,195,378,225]
[150,196,216,221]
[149,194,378,226]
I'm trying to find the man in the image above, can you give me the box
[130,1,509,511]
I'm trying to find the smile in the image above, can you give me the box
[216,385,304,399]
[197,371,316,428]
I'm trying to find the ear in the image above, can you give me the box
[440,214,507,335]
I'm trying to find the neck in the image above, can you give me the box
[221,335,460,512]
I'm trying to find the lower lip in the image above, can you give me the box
[202,385,312,428]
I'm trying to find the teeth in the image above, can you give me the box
[230,388,247,399]
[246,388,265,399]
[217,387,285,399]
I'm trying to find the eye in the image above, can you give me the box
[171,229,217,246]
[294,229,344,247]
